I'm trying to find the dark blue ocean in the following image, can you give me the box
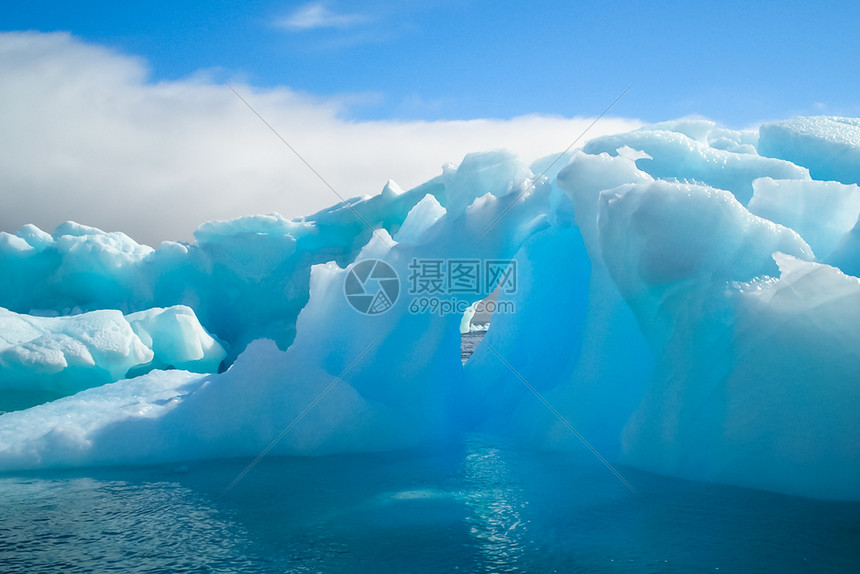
[1,434,857,573]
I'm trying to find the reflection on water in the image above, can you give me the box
[1,435,858,573]
[462,441,528,572]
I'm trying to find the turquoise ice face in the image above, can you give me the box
[1,117,860,501]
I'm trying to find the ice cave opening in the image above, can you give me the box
[460,288,498,364]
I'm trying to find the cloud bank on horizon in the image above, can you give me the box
[0,31,641,246]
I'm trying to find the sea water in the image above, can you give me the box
[461,331,488,364]
[1,435,857,573]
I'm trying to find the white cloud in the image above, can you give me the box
[279,2,368,30]
[0,31,643,246]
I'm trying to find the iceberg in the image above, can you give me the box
[748,177,860,260]
[581,120,809,204]
[0,117,858,500]
[758,116,860,185]
[0,305,225,411]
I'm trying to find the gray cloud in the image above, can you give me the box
[0,31,642,246]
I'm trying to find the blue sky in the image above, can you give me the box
[4,0,859,126]
[2,1,859,243]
